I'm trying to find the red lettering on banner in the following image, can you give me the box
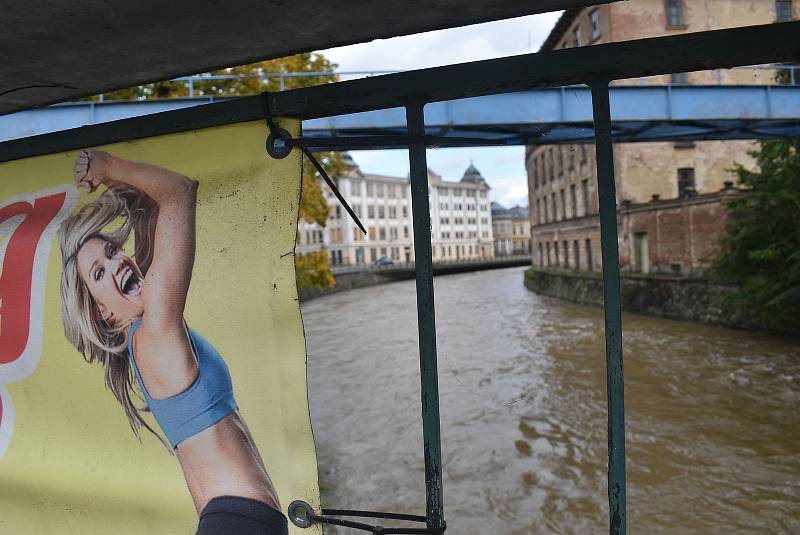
[0,193,68,364]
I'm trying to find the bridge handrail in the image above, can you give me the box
[93,63,800,101]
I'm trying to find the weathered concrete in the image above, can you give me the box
[523,268,784,333]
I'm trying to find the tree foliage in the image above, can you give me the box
[295,251,336,289]
[97,52,338,100]
[714,139,800,332]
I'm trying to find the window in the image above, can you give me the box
[404,226,409,238]
[666,0,684,27]
[389,206,397,219]
[573,240,580,269]
[670,72,689,84]
[677,167,696,197]
[560,189,567,219]
[388,184,396,198]
[378,206,385,219]
[544,197,549,222]
[563,240,570,268]
[367,183,374,196]
[777,0,793,21]
[402,206,408,218]
[368,205,375,219]
[546,242,551,266]
[370,248,377,262]
[558,146,564,175]
[554,242,560,267]
[582,179,591,215]
[538,242,544,267]
[586,239,593,271]
[570,185,577,218]
[379,227,386,240]
[535,199,541,224]
[551,193,558,221]
[635,232,650,273]
[376,183,384,197]
[590,10,601,40]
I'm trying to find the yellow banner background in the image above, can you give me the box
[0,120,321,534]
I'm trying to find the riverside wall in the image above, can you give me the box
[523,268,772,332]
[297,270,408,301]
[298,256,532,302]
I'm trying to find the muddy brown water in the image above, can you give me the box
[303,267,800,534]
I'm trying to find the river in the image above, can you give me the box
[302,267,800,534]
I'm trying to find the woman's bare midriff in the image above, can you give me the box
[175,411,280,514]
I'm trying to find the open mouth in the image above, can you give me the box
[119,266,142,296]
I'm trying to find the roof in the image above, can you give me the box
[540,8,583,51]
[0,0,614,115]
[460,162,486,184]
[492,202,529,220]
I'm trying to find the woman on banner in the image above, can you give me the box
[58,150,288,535]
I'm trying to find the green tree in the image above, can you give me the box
[98,52,338,100]
[715,139,800,332]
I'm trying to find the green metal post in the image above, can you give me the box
[590,81,627,535]
[405,103,445,532]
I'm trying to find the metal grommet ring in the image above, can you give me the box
[287,500,315,528]
[266,127,293,159]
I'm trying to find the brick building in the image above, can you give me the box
[528,0,794,275]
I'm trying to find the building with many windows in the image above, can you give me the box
[297,155,494,266]
[528,0,793,276]
[491,203,531,256]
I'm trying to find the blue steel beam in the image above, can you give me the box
[1,86,799,146]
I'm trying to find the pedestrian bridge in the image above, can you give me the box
[2,85,798,147]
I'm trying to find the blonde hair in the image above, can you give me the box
[58,188,165,446]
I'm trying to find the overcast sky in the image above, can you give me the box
[318,11,563,208]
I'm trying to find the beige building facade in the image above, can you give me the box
[491,203,531,256]
[297,157,494,266]
[528,0,794,274]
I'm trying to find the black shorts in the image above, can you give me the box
[195,496,288,535]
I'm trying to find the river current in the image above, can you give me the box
[303,267,800,534]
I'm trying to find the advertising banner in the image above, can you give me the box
[0,120,320,534]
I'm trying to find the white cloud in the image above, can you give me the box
[320,12,562,72]
[319,11,561,209]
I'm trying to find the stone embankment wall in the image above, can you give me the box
[523,268,771,332]
[298,270,409,301]
[299,256,531,302]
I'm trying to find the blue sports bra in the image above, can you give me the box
[127,319,238,448]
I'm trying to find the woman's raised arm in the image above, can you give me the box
[76,150,198,330]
